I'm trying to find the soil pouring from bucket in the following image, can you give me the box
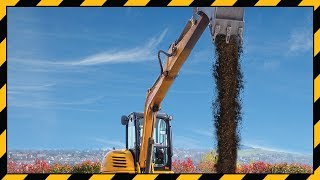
[212,34,243,173]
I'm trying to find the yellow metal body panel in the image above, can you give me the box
[101,149,136,173]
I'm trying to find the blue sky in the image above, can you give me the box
[7,7,313,155]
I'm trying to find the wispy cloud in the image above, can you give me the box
[9,28,168,70]
[191,129,213,137]
[287,28,312,55]
[66,29,168,66]
[243,143,306,155]
[242,138,309,155]
[9,94,106,110]
[8,83,55,94]
[92,137,125,148]
[245,28,312,60]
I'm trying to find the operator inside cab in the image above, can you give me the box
[155,148,165,165]
[124,112,172,171]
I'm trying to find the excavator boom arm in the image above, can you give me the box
[139,13,210,171]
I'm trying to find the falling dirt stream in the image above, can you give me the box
[212,35,243,173]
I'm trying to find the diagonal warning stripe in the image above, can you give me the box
[103,0,128,6]
[277,0,304,6]
[315,142,320,172]
[0,0,20,20]
[220,174,245,180]
[89,174,114,180]
[59,0,86,6]
[315,75,320,102]
[0,16,6,43]
[211,0,237,6]
[190,0,215,6]
[15,0,42,7]
[25,174,50,180]
[3,174,27,180]
[177,174,201,180]
[315,8,320,34]
[289,174,312,179]
[37,0,64,6]
[168,0,193,6]
[263,174,289,180]
[112,174,137,179]
[0,84,6,112]
[155,174,180,179]
[81,0,107,6]
[146,0,171,6]
[0,130,5,159]
[243,174,267,180]
[255,0,282,6]
[0,39,5,67]
[315,120,320,148]
[46,174,71,180]
[299,0,320,10]
[125,0,150,6]
[0,9,4,27]
[235,0,260,6]
[315,29,320,57]
[133,174,158,180]
[315,54,320,79]
[308,166,320,180]
[68,174,92,179]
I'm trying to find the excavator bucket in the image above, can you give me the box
[195,7,244,43]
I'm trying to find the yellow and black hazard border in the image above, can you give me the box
[0,0,319,179]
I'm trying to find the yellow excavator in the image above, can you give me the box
[101,7,244,173]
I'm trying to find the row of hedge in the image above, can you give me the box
[172,158,312,173]
[8,158,312,173]
[8,160,100,173]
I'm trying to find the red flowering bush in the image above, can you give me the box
[8,159,100,173]
[269,163,312,173]
[7,160,51,173]
[7,161,19,173]
[172,158,198,173]
[72,160,100,173]
[50,163,73,173]
[197,160,216,173]
[237,162,312,173]
[196,151,218,173]
[237,161,272,173]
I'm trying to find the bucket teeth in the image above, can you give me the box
[226,26,231,43]
[212,25,221,42]
[238,27,244,44]
[196,7,244,43]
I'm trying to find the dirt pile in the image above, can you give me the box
[212,34,243,173]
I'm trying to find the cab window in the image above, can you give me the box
[128,118,136,150]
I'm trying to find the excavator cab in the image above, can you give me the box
[101,112,173,173]
[121,112,173,172]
